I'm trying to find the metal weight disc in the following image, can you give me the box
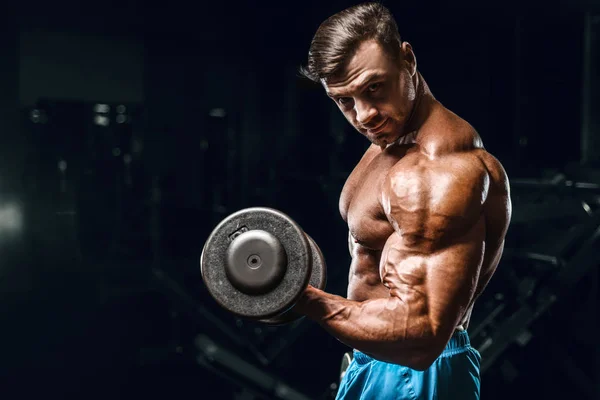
[259,232,327,325]
[200,207,312,320]
[306,233,327,291]
[225,229,288,295]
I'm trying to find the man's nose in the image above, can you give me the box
[355,101,377,126]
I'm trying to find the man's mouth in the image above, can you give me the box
[366,119,389,135]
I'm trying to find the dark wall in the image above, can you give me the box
[1,1,598,399]
[18,31,144,107]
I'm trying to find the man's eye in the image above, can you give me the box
[338,97,352,106]
[367,83,381,92]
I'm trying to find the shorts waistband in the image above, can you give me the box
[352,330,472,366]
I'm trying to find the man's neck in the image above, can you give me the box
[384,72,436,150]
[405,71,435,134]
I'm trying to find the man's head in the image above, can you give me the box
[301,2,419,148]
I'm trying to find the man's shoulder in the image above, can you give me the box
[385,141,507,210]
[417,112,483,159]
[382,144,489,248]
[413,107,508,187]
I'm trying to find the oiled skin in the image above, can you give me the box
[295,40,511,370]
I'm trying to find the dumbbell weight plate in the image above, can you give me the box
[200,207,312,320]
[259,233,327,325]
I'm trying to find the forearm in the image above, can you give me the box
[296,285,436,367]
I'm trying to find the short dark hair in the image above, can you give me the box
[300,2,402,83]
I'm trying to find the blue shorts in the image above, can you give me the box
[336,330,481,400]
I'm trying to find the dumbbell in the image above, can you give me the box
[200,207,327,325]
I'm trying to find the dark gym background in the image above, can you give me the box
[0,0,599,399]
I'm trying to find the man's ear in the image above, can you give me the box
[402,42,417,77]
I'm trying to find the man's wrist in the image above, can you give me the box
[294,285,318,313]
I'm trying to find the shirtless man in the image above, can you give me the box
[294,3,511,399]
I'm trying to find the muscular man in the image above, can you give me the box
[294,3,511,399]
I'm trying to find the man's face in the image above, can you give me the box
[322,40,416,148]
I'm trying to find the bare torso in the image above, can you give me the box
[339,104,507,330]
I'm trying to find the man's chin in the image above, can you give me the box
[371,137,388,149]
[373,133,404,149]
